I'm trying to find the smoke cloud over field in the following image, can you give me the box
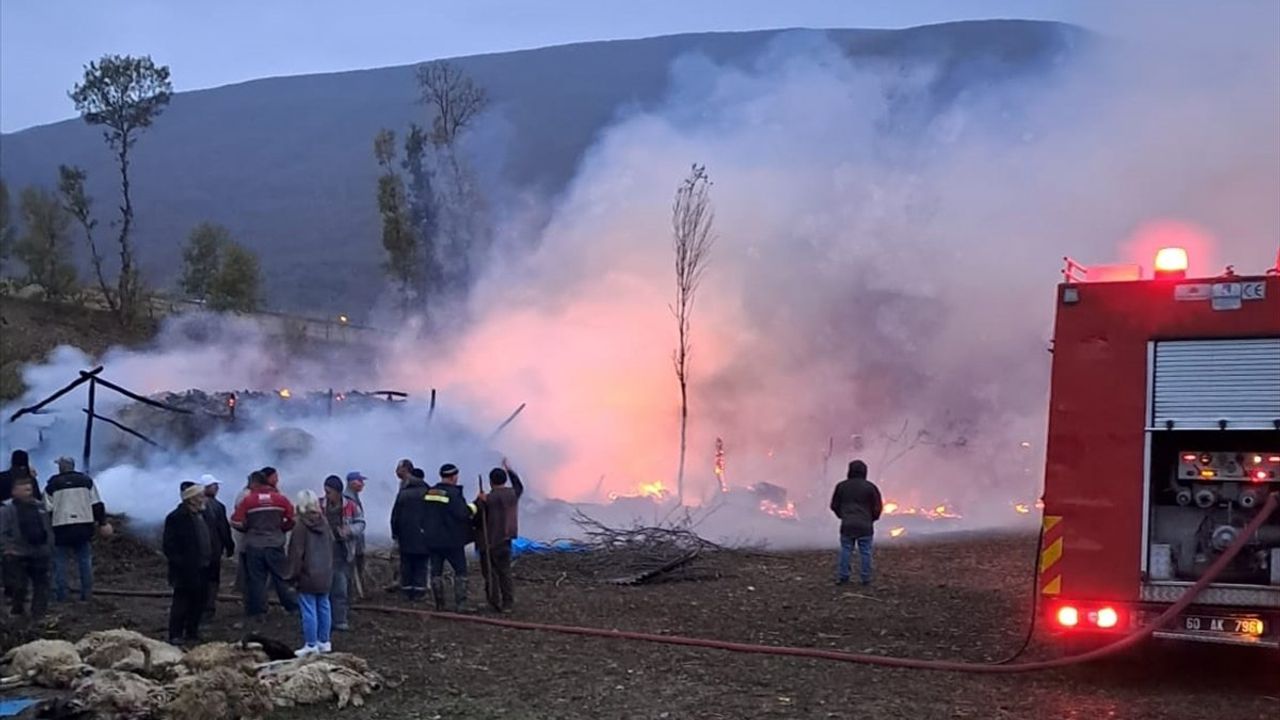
[3,6,1276,545]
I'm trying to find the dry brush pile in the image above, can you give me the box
[0,629,383,719]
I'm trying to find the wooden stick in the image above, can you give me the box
[81,409,166,449]
[487,402,526,441]
[88,374,193,414]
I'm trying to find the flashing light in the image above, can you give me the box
[1255,471,1269,482]
[1095,607,1120,629]
[1154,247,1189,275]
[1056,606,1080,628]
[1200,469,1216,478]
[1270,456,1280,463]
[1181,453,1197,462]
[1252,455,1264,464]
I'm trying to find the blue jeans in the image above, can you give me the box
[838,535,874,585]
[298,592,331,647]
[53,541,93,601]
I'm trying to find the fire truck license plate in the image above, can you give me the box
[1181,615,1265,637]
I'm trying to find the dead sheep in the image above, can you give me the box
[75,629,186,679]
[181,641,268,674]
[166,666,274,720]
[72,668,169,718]
[0,639,90,688]
[258,654,384,709]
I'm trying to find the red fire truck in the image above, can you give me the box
[1041,246,1280,649]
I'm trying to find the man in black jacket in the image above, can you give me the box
[200,476,234,619]
[164,482,213,646]
[424,463,475,611]
[390,467,431,600]
[829,460,883,586]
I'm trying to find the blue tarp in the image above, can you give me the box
[0,698,38,717]
[511,536,586,556]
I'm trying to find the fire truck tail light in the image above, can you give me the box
[1056,606,1080,628]
[1154,247,1189,275]
[1254,470,1268,482]
[1094,607,1120,629]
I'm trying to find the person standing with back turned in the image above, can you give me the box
[830,459,883,586]
[474,458,524,612]
[45,457,110,602]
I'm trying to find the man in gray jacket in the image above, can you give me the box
[0,475,54,618]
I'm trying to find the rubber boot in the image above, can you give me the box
[453,576,468,612]
[430,578,446,611]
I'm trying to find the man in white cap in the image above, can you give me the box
[200,475,234,619]
[164,481,212,646]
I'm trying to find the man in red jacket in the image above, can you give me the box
[231,470,299,618]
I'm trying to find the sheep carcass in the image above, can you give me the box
[0,639,89,688]
[75,629,185,679]
[258,653,383,709]
[166,666,273,720]
[72,668,169,718]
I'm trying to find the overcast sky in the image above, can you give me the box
[0,0,1085,132]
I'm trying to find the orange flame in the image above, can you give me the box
[278,388,292,399]
[759,499,797,520]
[1013,503,1031,514]
[889,527,907,538]
[883,501,900,514]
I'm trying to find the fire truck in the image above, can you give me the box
[1041,246,1280,650]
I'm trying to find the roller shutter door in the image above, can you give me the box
[1151,338,1280,430]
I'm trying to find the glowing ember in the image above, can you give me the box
[889,527,907,538]
[278,388,292,399]
[759,499,797,520]
[1013,503,1031,514]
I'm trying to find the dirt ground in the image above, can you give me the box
[3,530,1277,719]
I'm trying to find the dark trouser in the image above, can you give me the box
[478,542,514,610]
[330,553,350,628]
[204,559,223,618]
[351,552,366,599]
[3,555,50,617]
[399,552,429,600]
[243,545,299,616]
[169,581,207,642]
[428,546,468,610]
[52,540,93,601]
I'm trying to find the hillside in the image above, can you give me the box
[0,20,1085,315]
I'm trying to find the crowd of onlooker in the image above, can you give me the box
[0,449,524,658]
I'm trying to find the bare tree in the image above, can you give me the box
[671,164,716,505]
[58,164,114,311]
[415,61,488,148]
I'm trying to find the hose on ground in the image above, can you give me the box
[94,492,1277,675]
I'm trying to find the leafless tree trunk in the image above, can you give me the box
[671,164,715,505]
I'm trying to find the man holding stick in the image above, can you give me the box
[474,458,524,612]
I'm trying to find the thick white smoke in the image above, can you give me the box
[2,8,1276,546]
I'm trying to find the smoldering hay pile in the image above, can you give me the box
[3,6,1277,546]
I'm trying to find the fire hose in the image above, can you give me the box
[92,492,1277,674]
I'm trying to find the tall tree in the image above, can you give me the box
[57,164,115,309]
[413,60,490,307]
[670,164,716,505]
[69,54,172,326]
[179,222,229,301]
[15,187,78,300]
[207,241,262,313]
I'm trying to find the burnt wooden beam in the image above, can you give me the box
[8,366,104,422]
[81,408,165,450]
